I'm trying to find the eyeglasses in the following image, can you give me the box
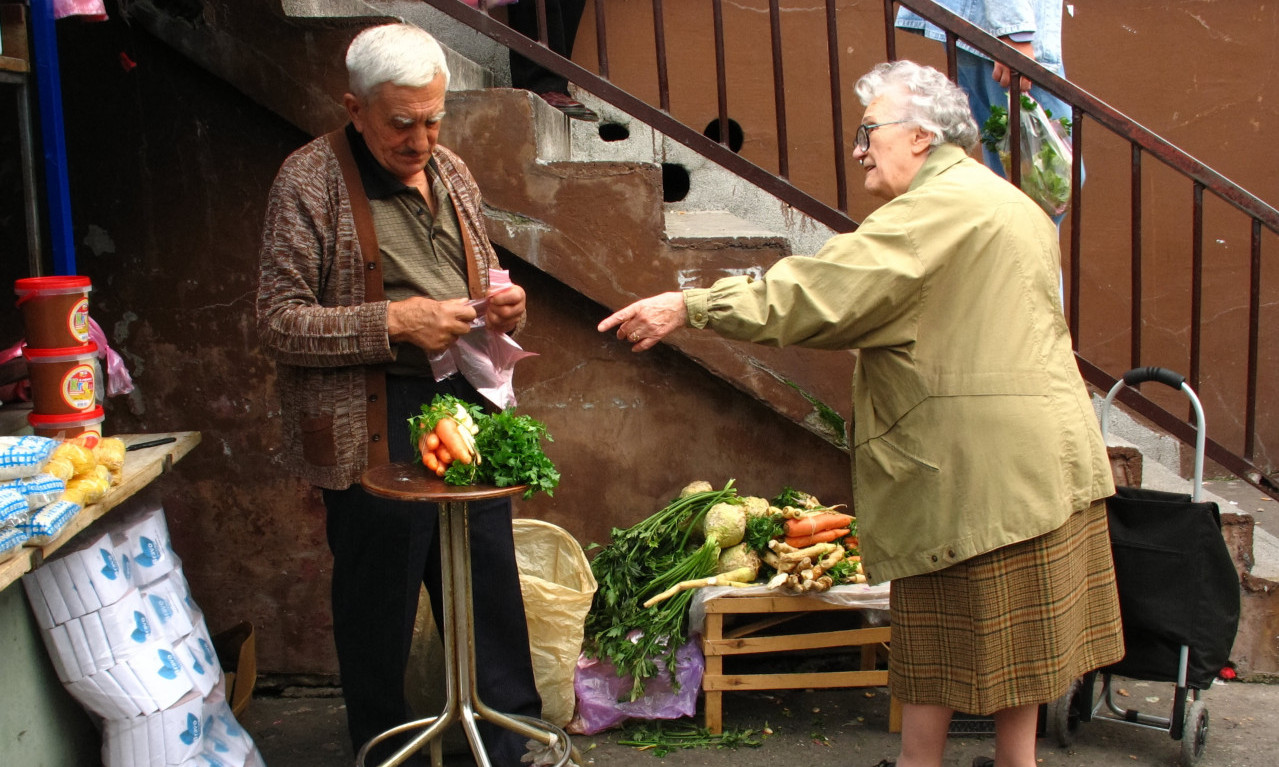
[855,120,910,152]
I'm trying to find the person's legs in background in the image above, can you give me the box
[506,0,598,121]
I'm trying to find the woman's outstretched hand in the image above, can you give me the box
[597,291,688,352]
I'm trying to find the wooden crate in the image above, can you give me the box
[700,593,902,734]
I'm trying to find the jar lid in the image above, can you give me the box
[28,405,106,428]
[14,275,93,295]
[22,342,98,360]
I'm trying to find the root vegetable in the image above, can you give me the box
[772,540,839,562]
[641,566,757,607]
[716,543,761,579]
[784,511,853,538]
[680,480,714,497]
[741,496,771,518]
[434,417,473,465]
[701,502,746,548]
[784,527,851,549]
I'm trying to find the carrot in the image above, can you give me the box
[784,527,851,549]
[425,432,441,451]
[423,450,440,472]
[434,418,472,465]
[435,445,453,466]
[784,512,853,538]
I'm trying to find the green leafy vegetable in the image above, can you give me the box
[409,395,559,499]
[616,720,766,756]
[981,95,1073,217]
[584,481,739,700]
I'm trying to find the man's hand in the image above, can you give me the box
[388,296,476,353]
[993,38,1036,94]
[485,283,527,335]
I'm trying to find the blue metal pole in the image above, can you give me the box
[29,0,77,276]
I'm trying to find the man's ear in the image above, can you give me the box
[343,93,362,130]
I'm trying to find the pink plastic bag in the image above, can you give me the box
[53,0,107,20]
[428,270,537,409]
[88,317,134,397]
[567,637,705,735]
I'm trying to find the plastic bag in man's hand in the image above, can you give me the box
[428,269,537,409]
[983,94,1073,218]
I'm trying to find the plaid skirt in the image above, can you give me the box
[888,499,1124,715]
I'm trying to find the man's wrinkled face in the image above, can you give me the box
[345,73,447,185]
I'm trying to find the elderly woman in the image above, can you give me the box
[598,60,1123,767]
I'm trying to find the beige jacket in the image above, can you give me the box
[685,144,1113,582]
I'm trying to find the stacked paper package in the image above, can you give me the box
[22,504,263,767]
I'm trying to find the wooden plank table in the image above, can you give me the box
[699,590,902,735]
[0,431,201,592]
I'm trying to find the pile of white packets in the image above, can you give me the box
[21,503,263,767]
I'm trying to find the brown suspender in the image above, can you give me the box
[327,129,391,469]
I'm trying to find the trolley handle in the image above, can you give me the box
[1102,367,1207,502]
[1122,366,1186,391]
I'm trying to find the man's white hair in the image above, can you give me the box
[346,23,451,99]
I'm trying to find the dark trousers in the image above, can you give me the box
[507,0,588,94]
[323,374,541,766]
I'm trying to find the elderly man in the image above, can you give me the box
[256,23,540,766]
[599,60,1122,767]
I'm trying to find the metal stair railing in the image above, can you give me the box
[418,0,1278,497]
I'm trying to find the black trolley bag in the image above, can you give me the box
[1043,367,1240,767]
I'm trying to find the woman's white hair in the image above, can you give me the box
[854,60,979,150]
[346,23,451,100]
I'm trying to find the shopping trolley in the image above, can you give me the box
[1043,367,1241,766]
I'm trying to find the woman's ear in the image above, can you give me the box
[909,126,934,155]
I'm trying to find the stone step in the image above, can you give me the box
[664,210,790,250]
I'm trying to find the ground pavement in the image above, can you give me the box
[240,674,1279,767]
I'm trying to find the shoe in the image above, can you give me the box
[872,761,896,767]
[539,91,599,121]
[972,757,995,767]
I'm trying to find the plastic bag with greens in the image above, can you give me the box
[982,94,1073,218]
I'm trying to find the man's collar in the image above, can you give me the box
[344,123,437,200]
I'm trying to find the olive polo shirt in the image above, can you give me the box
[347,124,467,375]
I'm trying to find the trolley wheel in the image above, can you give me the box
[1179,699,1209,766]
[1046,677,1084,747]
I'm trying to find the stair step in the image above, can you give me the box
[665,210,788,250]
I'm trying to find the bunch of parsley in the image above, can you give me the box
[437,405,560,499]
